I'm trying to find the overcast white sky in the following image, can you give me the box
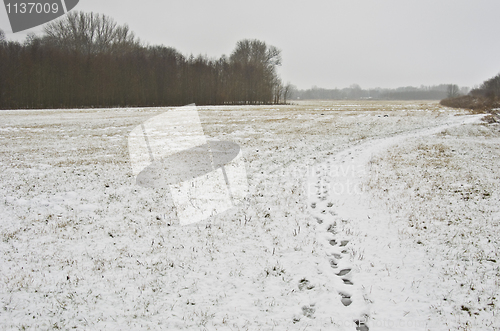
[2,0,499,89]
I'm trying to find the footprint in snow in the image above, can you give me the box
[355,319,370,331]
[337,269,351,276]
[339,292,352,306]
[329,239,349,247]
[326,223,336,234]
[342,278,353,285]
[302,305,316,318]
[298,278,315,291]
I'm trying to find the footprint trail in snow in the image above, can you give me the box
[306,114,484,331]
[308,156,370,330]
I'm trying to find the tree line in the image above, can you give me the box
[470,73,500,99]
[0,12,287,109]
[290,84,469,101]
[440,73,500,112]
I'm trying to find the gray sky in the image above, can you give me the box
[2,0,499,89]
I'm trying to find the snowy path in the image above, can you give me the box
[306,114,484,331]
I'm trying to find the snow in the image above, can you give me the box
[1,101,499,330]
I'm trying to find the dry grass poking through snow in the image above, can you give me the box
[0,101,497,330]
[367,120,500,330]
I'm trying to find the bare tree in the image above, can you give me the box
[283,83,294,104]
[230,39,281,68]
[273,78,283,104]
[447,84,461,98]
[43,11,140,55]
[229,39,282,104]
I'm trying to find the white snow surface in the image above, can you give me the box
[1,101,499,330]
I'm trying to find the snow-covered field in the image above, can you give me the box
[1,101,499,330]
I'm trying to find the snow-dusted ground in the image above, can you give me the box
[1,101,499,330]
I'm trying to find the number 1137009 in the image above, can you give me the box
[6,2,60,14]
[4,0,79,33]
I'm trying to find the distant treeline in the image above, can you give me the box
[0,12,287,109]
[440,73,500,112]
[291,84,469,101]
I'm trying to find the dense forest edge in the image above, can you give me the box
[0,11,289,109]
[0,11,494,110]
